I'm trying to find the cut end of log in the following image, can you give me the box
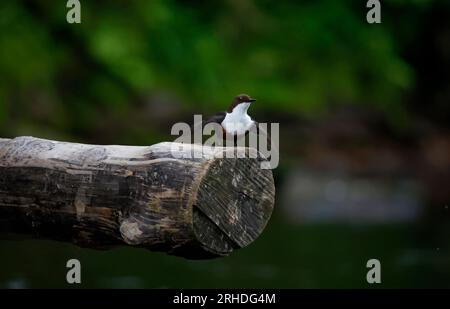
[192,156,275,257]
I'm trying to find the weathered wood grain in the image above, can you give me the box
[0,136,275,259]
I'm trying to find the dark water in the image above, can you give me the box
[1,214,448,288]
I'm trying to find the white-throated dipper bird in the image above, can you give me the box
[188,93,272,150]
[201,94,258,141]
[184,93,276,168]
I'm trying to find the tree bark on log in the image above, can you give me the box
[0,136,275,259]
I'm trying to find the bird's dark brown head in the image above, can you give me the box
[228,94,256,112]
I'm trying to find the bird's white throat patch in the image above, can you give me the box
[221,102,254,136]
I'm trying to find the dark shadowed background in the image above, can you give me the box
[0,0,449,288]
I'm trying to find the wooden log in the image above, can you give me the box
[0,136,275,259]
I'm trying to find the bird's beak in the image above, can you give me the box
[249,98,257,102]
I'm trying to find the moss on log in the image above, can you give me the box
[0,136,275,259]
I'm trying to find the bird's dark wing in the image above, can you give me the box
[203,112,226,125]
[191,111,226,132]
[189,112,226,144]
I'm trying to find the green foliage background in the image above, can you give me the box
[2,0,445,141]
